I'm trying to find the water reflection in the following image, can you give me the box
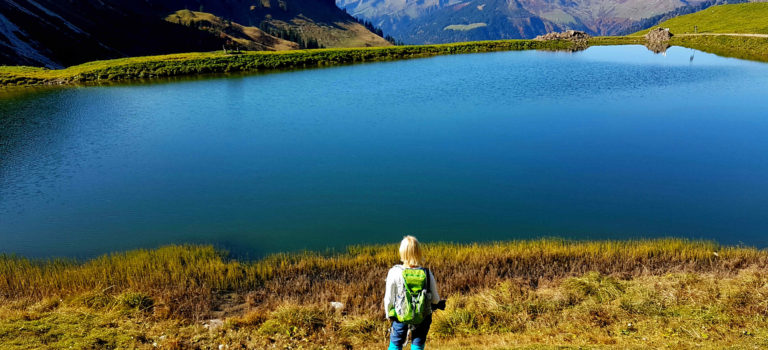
[645,42,671,54]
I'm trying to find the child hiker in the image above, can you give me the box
[383,236,441,350]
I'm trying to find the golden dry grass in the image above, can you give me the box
[2,239,768,348]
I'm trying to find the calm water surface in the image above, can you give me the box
[2,45,768,258]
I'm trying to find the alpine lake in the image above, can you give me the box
[2,45,768,259]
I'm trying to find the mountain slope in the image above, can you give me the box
[390,0,573,44]
[337,0,730,44]
[165,10,301,51]
[0,0,390,68]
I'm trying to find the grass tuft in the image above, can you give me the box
[257,305,328,338]
[118,292,154,313]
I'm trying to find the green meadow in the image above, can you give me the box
[670,35,768,62]
[634,3,768,35]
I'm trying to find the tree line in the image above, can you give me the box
[259,22,323,49]
[341,8,404,45]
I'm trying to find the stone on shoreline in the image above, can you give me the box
[644,27,674,53]
[330,301,345,312]
[645,27,674,42]
[203,318,224,330]
[534,30,591,41]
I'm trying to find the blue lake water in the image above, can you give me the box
[2,45,768,258]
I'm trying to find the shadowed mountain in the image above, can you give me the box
[165,10,300,51]
[0,0,390,68]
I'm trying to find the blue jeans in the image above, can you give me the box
[388,315,431,350]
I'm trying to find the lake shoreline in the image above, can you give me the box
[4,35,768,89]
[2,239,768,348]
[2,37,645,88]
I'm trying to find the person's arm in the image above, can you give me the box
[383,268,396,318]
[429,270,440,304]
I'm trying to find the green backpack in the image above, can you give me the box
[390,266,433,325]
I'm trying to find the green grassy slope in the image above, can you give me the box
[635,2,768,35]
[671,35,768,62]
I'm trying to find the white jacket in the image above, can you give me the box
[383,265,440,317]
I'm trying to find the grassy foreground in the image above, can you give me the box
[2,239,768,349]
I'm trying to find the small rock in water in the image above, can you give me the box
[643,27,674,53]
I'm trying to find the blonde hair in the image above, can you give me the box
[399,235,423,267]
